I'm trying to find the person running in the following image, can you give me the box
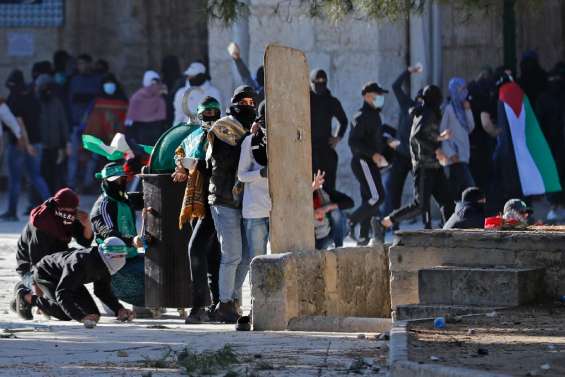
[378,85,455,237]
[16,237,134,327]
[348,82,389,245]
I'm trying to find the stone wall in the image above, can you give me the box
[251,246,391,331]
[0,0,208,98]
[389,230,565,311]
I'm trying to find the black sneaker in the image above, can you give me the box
[0,212,19,222]
[370,217,385,246]
[185,307,210,324]
[206,303,218,321]
[214,301,240,324]
[14,287,33,320]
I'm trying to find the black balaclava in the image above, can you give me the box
[5,69,26,94]
[256,66,265,88]
[197,96,222,125]
[252,100,267,166]
[188,73,207,87]
[422,85,443,119]
[229,85,257,130]
[310,69,328,95]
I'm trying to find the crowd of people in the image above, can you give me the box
[3,43,565,328]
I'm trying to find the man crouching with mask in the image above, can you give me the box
[208,86,256,323]
[90,162,147,314]
[12,188,93,320]
[22,237,134,328]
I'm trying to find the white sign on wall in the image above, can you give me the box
[6,31,34,56]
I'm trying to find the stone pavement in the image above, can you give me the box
[0,209,388,376]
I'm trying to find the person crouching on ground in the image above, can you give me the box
[443,187,486,229]
[90,162,147,313]
[17,237,134,327]
[313,170,354,250]
[13,188,93,320]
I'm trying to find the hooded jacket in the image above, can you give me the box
[409,105,442,169]
[33,247,124,321]
[443,201,486,229]
[16,220,92,277]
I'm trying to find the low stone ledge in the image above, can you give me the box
[287,315,391,333]
[251,246,391,331]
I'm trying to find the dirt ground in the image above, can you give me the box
[409,305,565,377]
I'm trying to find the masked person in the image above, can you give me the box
[348,82,389,246]
[443,187,486,229]
[12,188,93,319]
[310,69,348,192]
[236,100,270,321]
[90,162,146,310]
[173,96,222,324]
[384,66,423,225]
[440,77,476,200]
[379,85,455,236]
[36,74,70,194]
[16,237,134,327]
[173,62,223,126]
[208,85,256,323]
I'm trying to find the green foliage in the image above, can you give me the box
[177,344,239,376]
[207,0,541,24]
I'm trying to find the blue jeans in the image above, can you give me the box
[211,205,247,303]
[315,209,348,250]
[67,126,98,189]
[238,218,269,298]
[6,143,50,215]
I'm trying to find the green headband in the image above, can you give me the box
[95,164,126,180]
[100,244,128,255]
[197,101,221,115]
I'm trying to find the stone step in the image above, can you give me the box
[418,266,545,307]
[395,304,506,321]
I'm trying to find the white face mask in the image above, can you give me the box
[373,95,385,109]
[103,82,117,95]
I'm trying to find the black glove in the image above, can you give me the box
[260,167,268,178]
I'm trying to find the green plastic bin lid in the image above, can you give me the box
[148,123,199,173]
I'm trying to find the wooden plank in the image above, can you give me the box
[265,44,315,253]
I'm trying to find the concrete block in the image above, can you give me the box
[419,266,545,307]
[251,246,391,331]
[287,316,391,333]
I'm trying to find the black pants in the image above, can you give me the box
[350,157,385,239]
[42,147,65,194]
[389,166,454,229]
[446,162,475,202]
[189,207,221,308]
[33,274,99,321]
[312,146,338,192]
[384,154,412,228]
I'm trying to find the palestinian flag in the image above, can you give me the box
[499,82,562,196]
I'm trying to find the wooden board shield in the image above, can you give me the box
[265,44,315,253]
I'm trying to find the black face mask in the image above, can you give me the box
[312,82,328,95]
[230,104,256,129]
[188,73,207,87]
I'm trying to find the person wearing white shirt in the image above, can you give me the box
[236,101,270,312]
[173,62,223,125]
